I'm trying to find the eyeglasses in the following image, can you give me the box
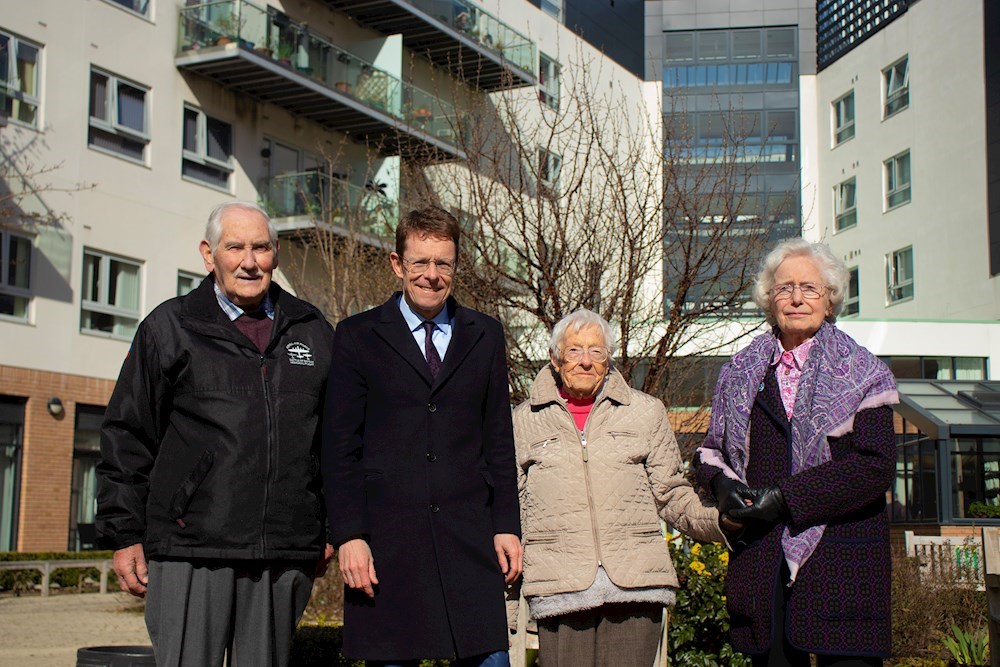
[771,282,827,300]
[562,346,609,363]
[402,258,456,276]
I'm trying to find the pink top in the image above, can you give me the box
[771,336,815,419]
[560,388,595,431]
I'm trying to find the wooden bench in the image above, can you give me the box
[904,530,984,590]
[0,559,113,596]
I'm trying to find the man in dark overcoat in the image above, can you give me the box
[322,206,522,666]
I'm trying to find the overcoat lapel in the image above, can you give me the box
[431,301,484,394]
[372,295,434,385]
[755,367,791,438]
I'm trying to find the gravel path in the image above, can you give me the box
[0,592,150,667]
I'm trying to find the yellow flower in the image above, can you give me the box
[690,544,701,555]
[719,551,729,565]
[689,560,706,575]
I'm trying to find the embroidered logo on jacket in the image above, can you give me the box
[286,342,315,366]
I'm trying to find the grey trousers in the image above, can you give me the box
[145,559,314,667]
[536,603,665,667]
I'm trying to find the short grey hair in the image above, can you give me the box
[205,201,277,252]
[752,238,850,326]
[548,309,617,359]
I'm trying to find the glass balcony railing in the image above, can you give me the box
[260,171,399,238]
[178,0,463,146]
[404,0,535,74]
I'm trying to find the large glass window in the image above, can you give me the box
[663,28,796,91]
[538,53,559,110]
[0,397,24,551]
[81,248,142,339]
[88,67,149,163]
[880,356,987,381]
[69,405,104,551]
[886,245,914,304]
[884,150,911,209]
[834,177,857,231]
[883,55,909,118]
[892,433,938,523]
[832,91,855,145]
[0,30,41,128]
[951,438,1000,519]
[0,231,31,320]
[182,105,233,191]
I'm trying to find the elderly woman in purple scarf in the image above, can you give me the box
[696,239,898,667]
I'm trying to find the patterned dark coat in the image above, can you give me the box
[699,367,895,657]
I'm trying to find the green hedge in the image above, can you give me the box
[0,551,114,592]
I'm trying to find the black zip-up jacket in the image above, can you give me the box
[96,276,334,560]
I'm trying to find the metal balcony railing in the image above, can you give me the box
[177,0,466,159]
[260,171,399,239]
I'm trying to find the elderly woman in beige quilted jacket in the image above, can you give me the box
[510,309,725,667]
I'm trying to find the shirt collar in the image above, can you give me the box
[398,295,451,332]
[213,280,275,321]
[771,334,814,370]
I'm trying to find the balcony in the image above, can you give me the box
[260,171,399,242]
[320,0,536,91]
[176,0,466,160]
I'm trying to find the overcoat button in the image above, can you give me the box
[430,504,440,513]
[427,453,437,462]
[428,403,437,412]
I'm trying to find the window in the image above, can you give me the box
[884,150,911,209]
[177,270,201,296]
[0,30,41,128]
[0,231,31,320]
[103,0,150,17]
[182,106,233,190]
[538,53,559,110]
[0,397,24,551]
[883,55,909,117]
[537,147,561,193]
[832,91,855,145]
[88,68,149,163]
[844,266,859,316]
[834,177,857,231]
[81,249,142,339]
[540,0,562,22]
[886,246,914,304]
[950,438,1000,519]
[892,432,938,523]
[880,356,987,381]
[69,405,104,551]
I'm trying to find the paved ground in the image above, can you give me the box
[0,592,150,666]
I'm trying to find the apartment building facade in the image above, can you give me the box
[0,0,651,551]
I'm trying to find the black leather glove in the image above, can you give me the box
[711,473,751,517]
[729,486,788,524]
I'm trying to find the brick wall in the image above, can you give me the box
[0,365,115,551]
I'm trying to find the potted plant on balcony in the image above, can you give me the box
[275,42,295,67]
[214,12,245,46]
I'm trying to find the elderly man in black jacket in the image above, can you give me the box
[97,202,334,667]
[323,206,522,666]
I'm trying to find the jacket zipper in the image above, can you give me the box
[557,400,604,567]
[259,353,273,554]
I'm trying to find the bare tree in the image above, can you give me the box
[403,47,790,418]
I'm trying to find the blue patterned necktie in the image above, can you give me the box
[422,321,442,379]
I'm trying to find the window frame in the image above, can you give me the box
[886,245,914,305]
[536,146,562,193]
[87,67,150,164]
[181,104,234,191]
[844,266,859,317]
[884,149,912,211]
[832,90,855,146]
[177,269,201,296]
[80,248,143,340]
[100,0,152,19]
[834,176,857,232]
[883,55,909,118]
[538,53,560,111]
[0,29,42,129]
[540,0,563,22]
[0,230,32,322]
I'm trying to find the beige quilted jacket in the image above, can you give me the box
[513,367,723,600]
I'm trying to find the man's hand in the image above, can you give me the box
[315,543,336,578]
[113,543,148,598]
[338,538,378,598]
[494,533,523,584]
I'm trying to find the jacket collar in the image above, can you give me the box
[528,364,633,408]
[373,292,483,391]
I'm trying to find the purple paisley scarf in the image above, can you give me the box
[697,321,898,582]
